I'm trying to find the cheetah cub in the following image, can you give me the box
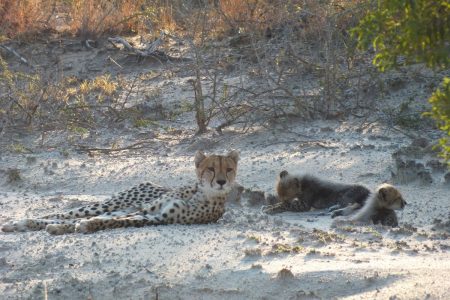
[332,183,407,227]
[2,150,239,234]
[264,170,406,227]
[263,170,370,214]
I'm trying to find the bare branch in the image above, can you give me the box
[0,45,33,68]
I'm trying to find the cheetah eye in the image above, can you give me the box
[226,168,233,172]
[208,167,215,172]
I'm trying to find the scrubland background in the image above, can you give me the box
[0,1,449,299]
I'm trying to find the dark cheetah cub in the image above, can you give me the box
[2,150,239,234]
[263,170,370,214]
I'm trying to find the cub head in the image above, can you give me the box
[276,170,301,202]
[376,183,407,210]
[195,150,239,194]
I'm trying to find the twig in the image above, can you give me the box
[107,33,164,57]
[75,141,155,153]
[107,56,123,69]
[119,73,140,111]
[258,139,333,148]
[83,39,97,49]
[44,281,48,300]
[0,45,33,68]
[390,126,418,140]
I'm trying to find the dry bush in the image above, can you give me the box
[69,0,145,40]
[174,0,375,133]
[0,0,152,40]
[0,54,126,133]
[214,0,274,36]
[0,0,379,136]
[0,0,57,39]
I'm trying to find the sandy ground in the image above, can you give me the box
[0,36,449,299]
[1,118,450,300]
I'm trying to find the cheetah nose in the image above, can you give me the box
[216,180,226,187]
[401,200,407,208]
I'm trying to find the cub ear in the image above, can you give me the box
[195,151,207,167]
[378,187,387,201]
[279,170,289,178]
[227,150,239,164]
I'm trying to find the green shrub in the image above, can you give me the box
[352,0,450,162]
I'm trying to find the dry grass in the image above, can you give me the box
[0,0,56,39]
[69,0,144,40]
[1,0,366,44]
[0,0,150,40]
[0,1,378,135]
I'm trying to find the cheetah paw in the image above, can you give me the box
[2,219,35,232]
[1,221,16,232]
[46,224,75,235]
[75,219,98,233]
[330,217,356,228]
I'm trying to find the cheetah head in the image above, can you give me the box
[195,150,239,194]
[276,170,301,202]
[376,183,407,210]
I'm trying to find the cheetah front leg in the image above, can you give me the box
[262,198,311,214]
[262,202,290,214]
[44,210,137,235]
[2,218,66,232]
[331,203,363,218]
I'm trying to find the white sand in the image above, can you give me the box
[1,118,449,300]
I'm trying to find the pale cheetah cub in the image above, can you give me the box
[332,183,407,227]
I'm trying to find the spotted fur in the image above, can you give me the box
[2,150,239,234]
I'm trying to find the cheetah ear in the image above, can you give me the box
[378,187,387,201]
[195,150,207,167]
[279,170,289,178]
[227,150,239,164]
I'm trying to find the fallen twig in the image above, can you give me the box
[107,56,123,69]
[258,139,335,148]
[0,45,33,68]
[107,33,164,57]
[75,141,155,154]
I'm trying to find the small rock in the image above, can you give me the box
[26,156,37,165]
[411,137,429,148]
[243,189,265,206]
[276,268,294,280]
[426,160,447,172]
[320,127,333,132]
[391,157,433,185]
[444,172,450,185]
[6,168,21,183]
[0,257,7,267]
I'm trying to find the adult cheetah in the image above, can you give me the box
[2,150,239,234]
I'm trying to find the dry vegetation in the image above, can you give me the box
[0,0,437,140]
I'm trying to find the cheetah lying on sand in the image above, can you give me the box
[2,150,239,234]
